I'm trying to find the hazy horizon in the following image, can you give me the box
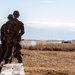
[22,25,75,40]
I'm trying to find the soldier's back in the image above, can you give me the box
[6,19,20,34]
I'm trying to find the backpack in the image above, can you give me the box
[6,20,21,35]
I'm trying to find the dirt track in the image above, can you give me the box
[20,49,75,75]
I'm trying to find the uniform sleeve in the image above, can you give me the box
[1,25,4,41]
[20,22,25,35]
[4,21,9,33]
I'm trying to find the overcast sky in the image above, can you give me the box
[0,0,75,40]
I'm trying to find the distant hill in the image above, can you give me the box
[23,26,75,40]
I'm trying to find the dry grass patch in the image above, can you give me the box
[21,40,75,51]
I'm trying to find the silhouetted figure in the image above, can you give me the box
[2,11,24,64]
[12,11,24,61]
[0,14,13,63]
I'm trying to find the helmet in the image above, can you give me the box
[13,10,20,17]
[8,14,13,19]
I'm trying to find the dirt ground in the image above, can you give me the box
[20,49,75,75]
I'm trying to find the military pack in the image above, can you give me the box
[6,19,21,35]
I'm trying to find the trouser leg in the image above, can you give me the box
[0,43,6,63]
[14,43,22,63]
[4,45,12,63]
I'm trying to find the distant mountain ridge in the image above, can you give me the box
[22,26,75,40]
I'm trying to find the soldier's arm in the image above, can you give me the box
[4,21,9,34]
[20,22,25,35]
[1,25,5,42]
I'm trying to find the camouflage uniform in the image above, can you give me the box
[4,18,24,63]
